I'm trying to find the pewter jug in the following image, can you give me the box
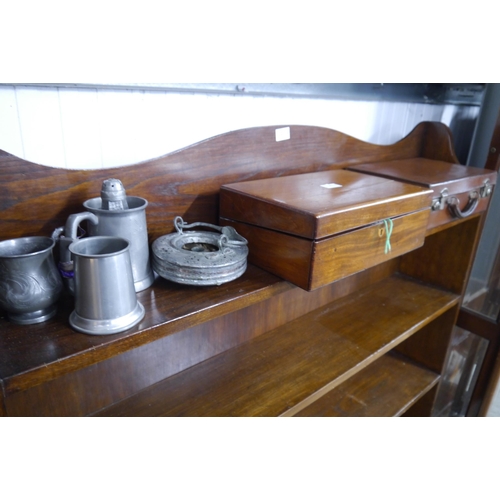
[0,236,63,324]
[69,236,145,335]
[53,179,154,293]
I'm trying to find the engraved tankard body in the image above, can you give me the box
[0,236,63,324]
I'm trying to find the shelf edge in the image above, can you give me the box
[279,296,460,417]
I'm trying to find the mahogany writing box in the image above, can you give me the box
[220,169,433,291]
[347,159,497,232]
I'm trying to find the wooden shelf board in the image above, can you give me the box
[294,352,440,417]
[94,274,459,417]
[0,264,292,394]
[425,212,482,237]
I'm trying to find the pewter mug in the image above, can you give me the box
[69,236,145,335]
[0,236,63,324]
[81,194,154,291]
[53,179,154,293]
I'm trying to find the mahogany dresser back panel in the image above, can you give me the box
[0,122,490,417]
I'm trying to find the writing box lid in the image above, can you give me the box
[220,169,433,240]
[347,158,498,194]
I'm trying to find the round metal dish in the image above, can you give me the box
[152,217,248,286]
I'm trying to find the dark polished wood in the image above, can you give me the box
[0,122,433,242]
[294,352,440,417]
[401,386,439,417]
[0,265,287,395]
[400,216,482,296]
[220,167,433,290]
[348,158,497,231]
[0,121,491,416]
[394,306,459,373]
[349,159,497,192]
[223,209,430,290]
[3,262,397,417]
[94,275,459,417]
[419,121,460,164]
[220,169,432,239]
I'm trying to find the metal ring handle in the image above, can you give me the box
[174,216,223,234]
[173,216,248,248]
[447,191,479,219]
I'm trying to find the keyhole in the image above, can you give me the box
[378,228,385,237]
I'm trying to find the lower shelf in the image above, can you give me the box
[94,274,458,417]
[294,352,440,417]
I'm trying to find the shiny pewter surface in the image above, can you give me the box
[82,194,154,291]
[152,217,248,286]
[69,236,145,335]
[0,236,63,324]
[100,178,129,210]
[54,178,154,293]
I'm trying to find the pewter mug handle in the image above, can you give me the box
[58,212,99,262]
[65,212,99,239]
[52,212,99,292]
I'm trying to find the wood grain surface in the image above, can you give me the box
[0,122,445,242]
[0,265,287,393]
[348,158,497,191]
[0,121,484,417]
[294,352,440,417]
[220,169,433,239]
[223,209,430,290]
[400,216,482,295]
[94,275,459,417]
[348,158,497,231]
[1,261,398,416]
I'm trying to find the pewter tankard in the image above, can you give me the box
[69,236,145,335]
[0,236,63,324]
[53,179,154,292]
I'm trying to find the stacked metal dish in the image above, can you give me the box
[152,217,248,286]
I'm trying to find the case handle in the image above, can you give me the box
[431,180,493,219]
[447,191,479,219]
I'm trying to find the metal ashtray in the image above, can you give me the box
[152,216,248,286]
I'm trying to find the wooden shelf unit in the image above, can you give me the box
[295,352,440,417]
[93,275,458,417]
[0,122,490,417]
